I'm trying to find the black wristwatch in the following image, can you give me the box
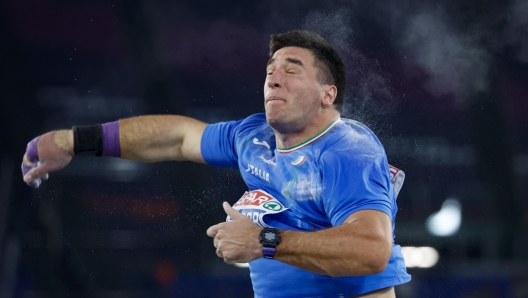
[259,228,281,259]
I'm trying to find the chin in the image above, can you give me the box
[266,113,302,134]
[265,112,279,125]
[265,111,285,128]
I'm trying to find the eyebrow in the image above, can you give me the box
[267,57,305,68]
[285,58,304,67]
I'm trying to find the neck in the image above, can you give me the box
[273,110,340,149]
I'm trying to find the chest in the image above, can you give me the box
[236,133,326,216]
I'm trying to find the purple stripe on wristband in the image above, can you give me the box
[101,121,121,157]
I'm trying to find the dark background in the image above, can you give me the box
[1,0,527,297]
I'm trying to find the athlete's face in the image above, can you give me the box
[264,47,331,133]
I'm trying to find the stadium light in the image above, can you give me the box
[426,198,462,236]
[401,246,439,268]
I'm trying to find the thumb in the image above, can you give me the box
[223,201,248,221]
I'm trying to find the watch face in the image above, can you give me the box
[260,228,280,258]
[263,231,277,242]
[260,228,280,247]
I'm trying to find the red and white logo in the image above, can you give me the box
[233,190,274,207]
[229,190,288,227]
[388,165,405,199]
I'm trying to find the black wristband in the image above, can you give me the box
[72,125,103,156]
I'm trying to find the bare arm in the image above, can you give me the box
[208,205,393,278]
[118,115,207,163]
[22,115,207,187]
[275,210,393,277]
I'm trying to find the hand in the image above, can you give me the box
[206,202,263,264]
[21,130,74,188]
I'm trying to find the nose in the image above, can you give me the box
[266,71,282,89]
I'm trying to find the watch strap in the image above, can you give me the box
[260,228,280,259]
[262,246,276,259]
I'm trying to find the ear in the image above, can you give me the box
[321,85,337,108]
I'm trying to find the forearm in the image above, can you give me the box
[55,115,207,162]
[275,220,392,277]
[22,115,207,188]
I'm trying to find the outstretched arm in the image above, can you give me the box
[207,203,392,277]
[22,115,207,187]
[118,115,207,163]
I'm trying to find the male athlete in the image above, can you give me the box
[22,30,411,297]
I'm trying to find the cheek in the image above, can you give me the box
[263,80,271,95]
[263,88,271,100]
[292,83,319,102]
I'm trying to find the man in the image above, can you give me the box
[22,30,411,297]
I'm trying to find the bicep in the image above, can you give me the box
[181,119,208,163]
[342,210,392,249]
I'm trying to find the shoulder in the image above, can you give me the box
[207,113,268,136]
[240,113,268,127]
[320,118,386,166]
[232,113,270,136]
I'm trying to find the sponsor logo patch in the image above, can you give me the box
[228,190,287,227]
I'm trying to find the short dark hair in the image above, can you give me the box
[269,30,346,111]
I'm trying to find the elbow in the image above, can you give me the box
[327,245,392,277]
[364,256,390,275]
[364,244,392,275]
[326,269,355,278]
[363,243,392,275]
[326,261,388,278]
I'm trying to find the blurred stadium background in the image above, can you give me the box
[1,0,527,297]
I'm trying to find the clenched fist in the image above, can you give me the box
[207,202,263,264]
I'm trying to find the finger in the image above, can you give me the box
[27,177,42,188]
[21,137,41,187]
[26,136,41,163]
[216,248,223,258]
[21,152,39,177]
[223,202,248,221]
[206,223,222,237]
[35,169,49,181]
[21,159,41,188]
[23,162,53,183]
[22,153,35,167]
[21,156,34,177]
